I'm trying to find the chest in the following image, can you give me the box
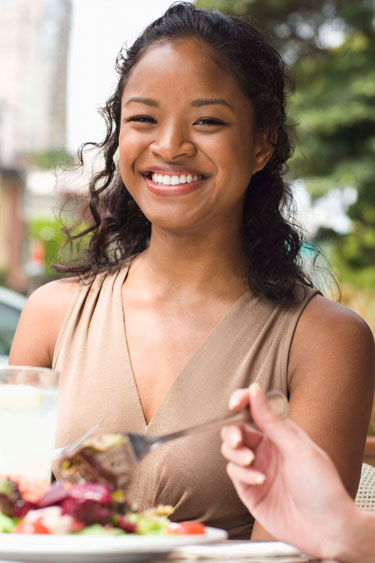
[123,298,233,423]
[54,283,291,465]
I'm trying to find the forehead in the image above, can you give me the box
[121,39,251,109]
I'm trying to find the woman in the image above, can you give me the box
[222,383,375,561]
[10,3,374,539]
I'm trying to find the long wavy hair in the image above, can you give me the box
[55,1,318,303]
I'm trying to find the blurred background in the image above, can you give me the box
[0,1,374,431]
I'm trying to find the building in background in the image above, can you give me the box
[0,0,71,162]
[0,0,72,291]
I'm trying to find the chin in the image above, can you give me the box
[144,206,203,233]
[151,218,196,232]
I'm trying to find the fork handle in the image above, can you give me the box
[153,411,256,447]
[152,390,288,448]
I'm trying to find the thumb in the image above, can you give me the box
[249,383,297,453]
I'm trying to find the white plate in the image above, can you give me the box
[0,526,227,562]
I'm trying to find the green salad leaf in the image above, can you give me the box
[126,513,171,535]
[75,524,125,535]
[0,511,17,533]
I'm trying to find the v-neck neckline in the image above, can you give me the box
[118,261,253,430]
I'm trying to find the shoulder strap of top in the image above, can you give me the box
[52,265,130,368]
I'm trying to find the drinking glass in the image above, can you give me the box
[0,366,59,501]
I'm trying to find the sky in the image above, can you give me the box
[67,0,185,153]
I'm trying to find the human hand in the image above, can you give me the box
[221,383,357,559]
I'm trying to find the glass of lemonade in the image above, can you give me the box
[0,366,59,502]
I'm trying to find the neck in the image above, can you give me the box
[128,223,249,299]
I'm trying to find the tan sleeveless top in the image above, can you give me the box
[53,264,318,539]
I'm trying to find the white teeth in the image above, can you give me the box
[149,173,202,186]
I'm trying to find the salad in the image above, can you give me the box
[0,477,206,536]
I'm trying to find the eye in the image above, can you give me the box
[125,115,156,124]
[194,117,227,126]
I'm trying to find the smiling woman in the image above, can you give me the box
[53,2,299,301]
[9,1,374,541]
[118,39,265,233]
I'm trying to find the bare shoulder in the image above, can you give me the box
[12,277,80,340]
[294,293,373,359]
[19,277,80,331]
[302,292,372,328]
[26,277,80,311]
[290,293,374,384]
[9,277,80,367]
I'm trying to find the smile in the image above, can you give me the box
[142,170,208,196]
[147,172,205,186]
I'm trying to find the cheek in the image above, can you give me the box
[118,128,151,176]
[118,147,128,185]
[217,143,254,187]
[213,124,255,175]
[118,131,137,181]
[230,135,256,182]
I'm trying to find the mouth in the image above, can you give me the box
[140,168,209,196]
[142,171,208,187]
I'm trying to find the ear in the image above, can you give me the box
[252,130,276,175]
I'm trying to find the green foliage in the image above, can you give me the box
[195,0,374,56]
[289,32,374,179]
[27,150,74,170]
[27,218,90,284]
[289,30,374,273]
[369,409,375,437]
[28,219,66,278]
[0,270,8,288]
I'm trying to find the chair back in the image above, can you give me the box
[355,463,375,511]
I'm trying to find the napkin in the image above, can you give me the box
[170,540,311,561]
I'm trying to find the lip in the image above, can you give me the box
[143,174,207,196]
[140,165,208,177]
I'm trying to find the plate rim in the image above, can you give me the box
[0,525,228,555]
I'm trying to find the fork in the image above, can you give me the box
[53,418,105,460]
[59,391,287,478]
[125,390,287,465]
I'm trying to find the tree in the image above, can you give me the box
[195,0,374,57]
[289,30,375,283]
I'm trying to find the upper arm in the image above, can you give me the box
[252,295,374,541]
[287,295,374,496]
[9,278,78,368]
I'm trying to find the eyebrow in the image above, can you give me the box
[190,98,233,109]
[124,97,159,107]
[124,97,233,109]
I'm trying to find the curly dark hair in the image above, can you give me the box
[55,1,317,303]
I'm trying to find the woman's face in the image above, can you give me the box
[119,39,271,234]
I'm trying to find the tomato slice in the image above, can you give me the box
[168,521,206,535]
[13,517,51,534]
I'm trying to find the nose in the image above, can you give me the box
[150,122,196,160]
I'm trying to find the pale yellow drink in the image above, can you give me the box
[0,367,59,502]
